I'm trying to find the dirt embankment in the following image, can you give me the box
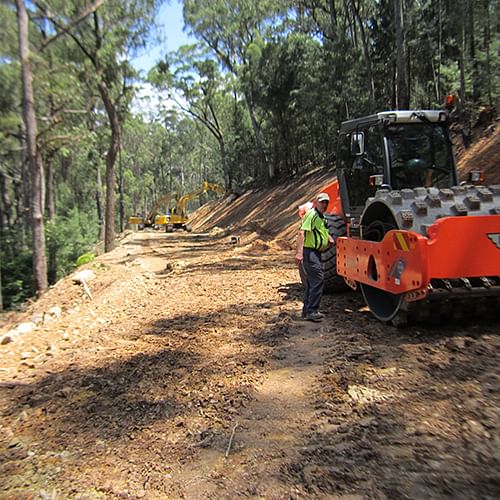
[189,167,337,244]
[0,121,499,498]
[454,114,500,185]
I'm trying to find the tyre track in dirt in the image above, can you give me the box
[286,300,500,499]
[176,317,334,499]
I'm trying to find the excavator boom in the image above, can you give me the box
[127,192,176,230]
[168,181,226,231]
[129,181,226,233]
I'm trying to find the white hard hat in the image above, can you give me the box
[316,192,330,202]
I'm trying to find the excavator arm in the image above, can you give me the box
[129,181,226,231]
[168,181,226,231]
[127,192,176,228]
[145,192,175,225]
[204,182,226,195]
[173,181,226,218]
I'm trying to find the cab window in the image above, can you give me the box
[344,127,382,208]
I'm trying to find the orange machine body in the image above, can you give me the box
[337,214,500,302]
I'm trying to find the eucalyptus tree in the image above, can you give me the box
[1,3,31,304]
[121,116,166,217]
[16,0,48,293]
[387,0,499,113]
[248,34,331,176]
[393,0,409,108]
[0,52,21,234]
[183,0,291,180]
[436,0,497,111]
[0,4,20,308]
[289,1,378,115]
[35,38,98,282]
[40,0,164,252]
[347,0,376,108]
[151,46,234,189]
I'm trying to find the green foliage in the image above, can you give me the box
[0,62,21,156]
[0,229,34,309]
[0,3,18,60]
[45,209,99,278]
[76,253,95,266]
[440,61,462,97]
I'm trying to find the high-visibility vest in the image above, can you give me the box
[300,209,329,251]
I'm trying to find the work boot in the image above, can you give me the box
[292,313,308,321]
[291,309,308,321]
[305,312,324,322]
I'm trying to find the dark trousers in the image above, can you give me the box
[299,248,324,316]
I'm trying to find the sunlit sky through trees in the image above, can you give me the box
[132,0,193,74]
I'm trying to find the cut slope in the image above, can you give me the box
[456,120,500,184]
[190,168,337,243]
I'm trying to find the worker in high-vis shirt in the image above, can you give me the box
[295,192,334,321]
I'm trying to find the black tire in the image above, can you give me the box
[322,214,349,293]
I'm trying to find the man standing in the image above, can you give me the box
[295,192,333,321]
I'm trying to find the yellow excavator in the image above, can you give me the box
[128,192,176,230]
[166,181,226,232]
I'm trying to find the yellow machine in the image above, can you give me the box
[166,181,226,232]
[127,192,176,230]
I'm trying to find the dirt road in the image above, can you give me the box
[1,229,499,499]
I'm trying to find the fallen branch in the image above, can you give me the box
[72,270,94,299]
[225,423,238,459]
[80,277,92,299]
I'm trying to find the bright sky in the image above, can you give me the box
[132,0,194,74]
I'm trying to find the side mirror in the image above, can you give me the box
[351,132,365,156]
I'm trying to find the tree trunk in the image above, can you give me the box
[343,0,357,47]
[18,124,29,249]
[351,0,376,108]
[16,0,48,294]
[218,136,230,190]
[458,16,467,118]
[45,157,56,220]
[97,81,120,252]
[483,0,492,106]
[118,146,124,233]
[0,249,3,312]
[0,172,13,230]
[394,0,409,108]
[435,0,442,103]
[96,159,105,243]
[46,152,57,285]
[243,92,270,180]
[328,0,337,37]
[468,0,479,102]
[0,175,5,310]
